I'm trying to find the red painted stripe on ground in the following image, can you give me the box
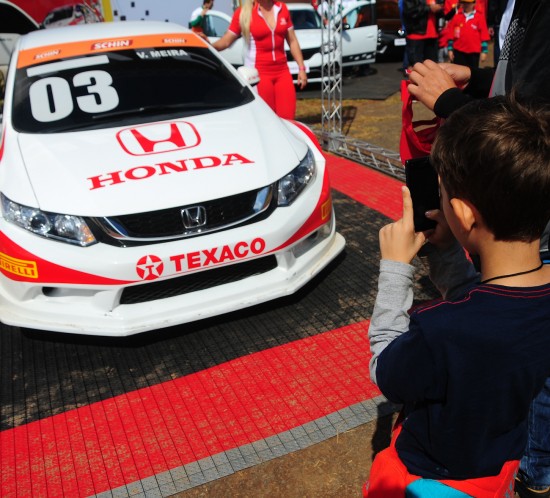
[326,153,404,221]
[1,321,377,497]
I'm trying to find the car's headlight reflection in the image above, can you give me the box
[1,193,96,246]
[277,148,316,206]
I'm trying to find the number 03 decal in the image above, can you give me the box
[29,70,120,123]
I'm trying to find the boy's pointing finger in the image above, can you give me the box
[401,186,415,226]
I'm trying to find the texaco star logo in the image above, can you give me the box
[136,255,164,280]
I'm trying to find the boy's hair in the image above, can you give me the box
[430,93,550,242]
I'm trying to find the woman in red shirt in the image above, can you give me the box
[212,0,307,120]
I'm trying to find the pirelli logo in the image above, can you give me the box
[0,253,38,279]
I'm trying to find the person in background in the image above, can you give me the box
[437,18,451,61]
[398,0,411,72]
[446,0,490,68]
[402,0,443,67]
[189,0,214,39]
[366,93,550,497]
[316,0,344,25]
[486,0,510,64]
[212,0,307,120]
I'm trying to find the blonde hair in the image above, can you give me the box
[239,0,254,43]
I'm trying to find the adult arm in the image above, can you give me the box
[189,15,204,28]
[211,30,239,51]
[189,13,205,28]
[211,8,241,51]
[286,28,308,89]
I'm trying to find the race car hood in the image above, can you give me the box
[16,103,309,216]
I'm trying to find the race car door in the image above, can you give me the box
[341,1,378,66]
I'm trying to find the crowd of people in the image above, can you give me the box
[401,0,491,70]
[189,1,550,497]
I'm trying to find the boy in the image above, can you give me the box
[366,94,550,497]
[446,0,490,68]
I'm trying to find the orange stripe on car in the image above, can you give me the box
[17,33,208,68]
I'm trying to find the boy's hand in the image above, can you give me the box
[425,208,456,250]
[379,187,427,264]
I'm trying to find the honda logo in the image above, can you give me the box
[117,121,201,156]
[181,206,207,229]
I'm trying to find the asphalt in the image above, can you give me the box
[297,59,405,100]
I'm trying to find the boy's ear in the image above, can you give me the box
[450,198,478,233]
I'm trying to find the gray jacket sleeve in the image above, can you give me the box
[368,259,415,385]
[368,242,479,385]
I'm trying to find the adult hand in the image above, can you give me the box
[438,62,471,88]
[447,49,454,62]
[408,60,458,111]
[379,187,427,264]
[297,69,308,89]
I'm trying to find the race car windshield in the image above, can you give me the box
[11,47,255,133]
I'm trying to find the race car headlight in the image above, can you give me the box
[1,194,96,247]
[277,149,316,207]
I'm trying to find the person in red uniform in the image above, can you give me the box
[447,0,490,68]
[212,0,307,120]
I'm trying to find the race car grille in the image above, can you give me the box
[120,255,278,305]
[91,185,276,247]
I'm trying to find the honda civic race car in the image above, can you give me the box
[0,21,345,336]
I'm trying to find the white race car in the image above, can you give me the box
[0,21,345,336]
